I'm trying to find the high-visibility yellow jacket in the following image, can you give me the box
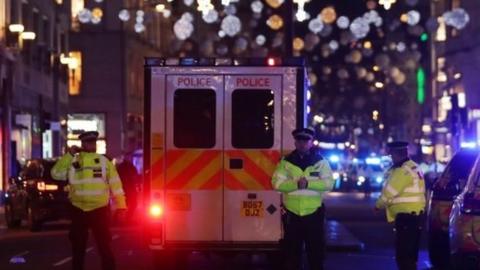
[376,159,426,222]
[51,152,127,212]
[271,148,334,216]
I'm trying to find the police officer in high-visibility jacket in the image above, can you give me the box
[272,127,334,270]
[375,141,426,270]
[51,131,126,270]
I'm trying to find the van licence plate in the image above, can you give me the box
[241,200,264,217]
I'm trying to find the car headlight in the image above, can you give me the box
[333,172,340,180]
[375,176,383,183]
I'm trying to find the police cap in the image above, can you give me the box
[78,131,99,142]
[386,141,409,149]
[292,127,315,140]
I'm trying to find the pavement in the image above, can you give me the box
[325,220,364,251]
[0,204,364,252]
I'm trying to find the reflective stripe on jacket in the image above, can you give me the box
[271,150,334,216]
[375,159,426,222]
[51,152,127,212]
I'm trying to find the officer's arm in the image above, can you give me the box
[307,160,335,192]
[271,159,297,193]
[50,153,73,181]
[375,169,410,208]
[106,159,127,209]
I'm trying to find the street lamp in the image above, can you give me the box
[19,31,36,41]
[8,24,24,33]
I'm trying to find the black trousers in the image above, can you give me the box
[69,205,115,270]
[282,206,325,270]
[394,213,423,270]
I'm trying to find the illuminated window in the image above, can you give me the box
[436,17,447,42]
[71,0,84,31]
[67,51,82,95]
[437,94,452,122]
[67,113,106,154]
[67,113,106,140]
[0,1,5,36]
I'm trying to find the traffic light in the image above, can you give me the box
[420,33,428,42]
[416,67,425,104]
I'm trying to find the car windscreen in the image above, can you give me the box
[441,151,478,185]
[22,162,42,179]
[471,157,480,188]
[368,165,383,172]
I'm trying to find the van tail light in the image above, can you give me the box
[149,204,164,218]
[144,203,164,247]
[267,57,276,66]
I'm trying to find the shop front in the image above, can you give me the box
[66,113,106,154]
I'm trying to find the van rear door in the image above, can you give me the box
[223,73,283,241]
[164,74,224,241]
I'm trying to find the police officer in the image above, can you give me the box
[51,131,127,270]
[271,127,334,270]
[375,141,426,270]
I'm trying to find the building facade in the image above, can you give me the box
[0,0,70,195]
[428,0,480,161]
[67,0,170,158]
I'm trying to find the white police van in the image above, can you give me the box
[143,57,311,268]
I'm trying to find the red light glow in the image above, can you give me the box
[149,204,163,218]
[267,58,275,66]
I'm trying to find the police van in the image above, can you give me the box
[143,57,311,266]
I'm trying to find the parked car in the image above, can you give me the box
[3,159,69,231]
[449,154,480,269]
[427,149,478,269]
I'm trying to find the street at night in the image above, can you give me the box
[0,193,434,270]
[1,0,480,270]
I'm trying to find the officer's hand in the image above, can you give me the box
[297,177,308,189]
[68,145,81,155]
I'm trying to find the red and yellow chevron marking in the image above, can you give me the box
[225,150,280,190]
[166,150,222,190]
[151,149,165,189]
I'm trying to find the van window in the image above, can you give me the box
[232,89,274,148]
[174,89,216,148]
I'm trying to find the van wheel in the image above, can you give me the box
[4,203,21,228]
[27,205,41,232]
